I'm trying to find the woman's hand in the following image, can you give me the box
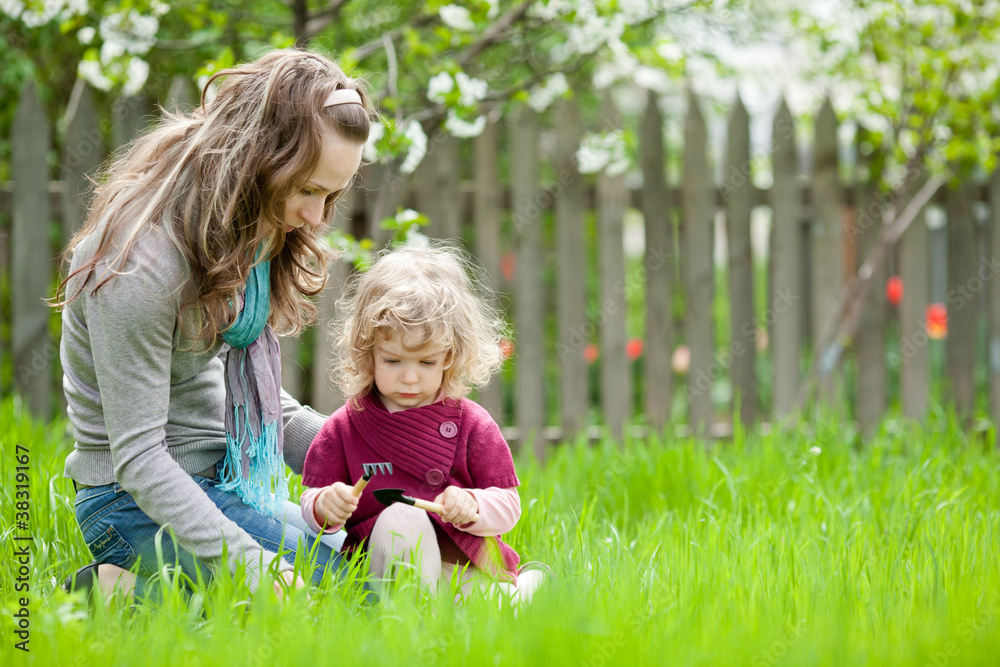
[434,486,479,526]
[315,481,358,527]
[273,570,308,602]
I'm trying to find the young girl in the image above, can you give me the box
[58,48,375,600]
[299,244,540,599]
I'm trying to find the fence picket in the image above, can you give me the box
[640,91,673,433]
[946,181,978,417]
[990,166,1000,438]
[473,119,505,423]
[166,75,197,114]
[811,98,844,402]
[854,129,887,434]
[61,79,102,247]
[597,98,630,442]
[12,78,53,418]
[898,179,930,422]
[509,107,546,456]
[112,93,151,150]
[3,82,997,436]
[769,98,802,418]
[311,189,358,416]
[554,100,588,438]
[682,92,715,433]
[724,94,757,424]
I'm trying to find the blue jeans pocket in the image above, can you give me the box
[84,523,136,569]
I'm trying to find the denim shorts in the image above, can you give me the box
[74,469,341,598]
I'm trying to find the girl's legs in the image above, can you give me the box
[367,505,543,604]
[74,472,339,599]
[368,503,441,589]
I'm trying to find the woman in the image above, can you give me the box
[57,48,375,599]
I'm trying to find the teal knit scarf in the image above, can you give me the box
[217,252,288,515]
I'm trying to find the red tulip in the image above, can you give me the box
[626,337,644,360]
[499,338,514,359]
[886,276,903,306]
[500,251,517,283]
[583,343,599,364]
[925,303,947,339]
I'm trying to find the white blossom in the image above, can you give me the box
[396,209,420,224]
[439,4,474,32]
[63,0,88,17]
[454,71,487,107]
[427,72,455,103]
[122,57,149,96]
[444,109,486,138]
[0,0,24,20]
[401,229,430,248]
[99,10,158,58]
[363,119,385,162]
[656,41,684,61]
[566,10,625,56]
[593,38,638,89]
[809,446,822,456]
[197,74,220,105]
[576,130,628,176]
[399,120,428,174]
[77,25,96,44]
[618,0,658,23]
[100,39,126,64]
[151,0,170,17]
[485,0,498,19]
[21,0,62,26]
[528,0,574,21]
[633,66,671,93]
[527,73,569,112]
[78,59,113,92]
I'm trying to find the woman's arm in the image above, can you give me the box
[280,389,326,474]
[87,233,291,592]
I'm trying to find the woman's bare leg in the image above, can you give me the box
[96,564,136,598]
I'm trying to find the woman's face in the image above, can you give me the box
[283,131,363,234]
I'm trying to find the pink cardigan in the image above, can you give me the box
[302,393,521,578]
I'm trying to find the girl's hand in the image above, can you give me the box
[315,481,359,526]
[434,486,479,526]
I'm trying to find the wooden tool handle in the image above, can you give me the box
[412,498,480,523]
[351,476,369,497]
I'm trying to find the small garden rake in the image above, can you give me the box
[351,462,393,496]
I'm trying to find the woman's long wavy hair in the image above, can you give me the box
[53,48,376,346]
[336,242,509,409]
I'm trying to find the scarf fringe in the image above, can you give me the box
[218,406,287,516]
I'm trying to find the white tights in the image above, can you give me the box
[368,504,522,601]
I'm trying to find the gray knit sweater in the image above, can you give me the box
[61,223,326,592]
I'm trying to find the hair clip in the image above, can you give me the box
[324,88,363,108]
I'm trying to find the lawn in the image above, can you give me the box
[2,396,999,666]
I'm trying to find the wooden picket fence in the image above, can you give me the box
[3,75,1000,452]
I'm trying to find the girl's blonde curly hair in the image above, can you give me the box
[335,242,509,408]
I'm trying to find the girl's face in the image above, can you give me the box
[373,332,449,413]
[283,131,363,234]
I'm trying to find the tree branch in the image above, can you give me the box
[796,166,949,408]
[457,0,533,68]
[305,0,350,40]
[350,15,437,60]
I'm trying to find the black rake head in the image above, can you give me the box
[361,462,393,480]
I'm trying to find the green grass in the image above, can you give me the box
[2,396,999,666]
